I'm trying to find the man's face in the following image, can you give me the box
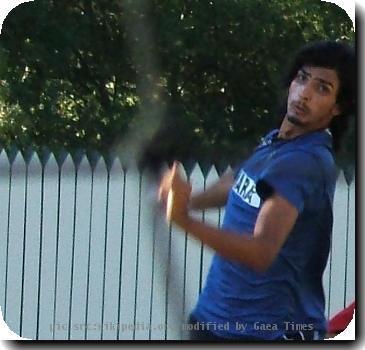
[286,66,341,131]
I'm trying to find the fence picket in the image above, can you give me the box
[118,165,140,340]
[85,157,108,340]
[182,164,205,340]
[37,154,60,340]
[202,166,219,290]
[102,158,124,340]
[329,171,348,318]
[133,172,156,340]
[5,152,26,336]
[149,164,170,340]
[149,212,169,340]
[345,179,355,307]
[166,165,189,340]
[21,153,42,340]
[53,155,76,340]
[323,246,332,320]
[0,151,11,315]
[69,156,93,340]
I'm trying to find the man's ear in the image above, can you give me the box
[332,103,341,117]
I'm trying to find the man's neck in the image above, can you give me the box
[277,116,325,140]
[277,118,305,140]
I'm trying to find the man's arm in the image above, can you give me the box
[182,193,298,273]
[161,162,298,273]
[189,170,234,210]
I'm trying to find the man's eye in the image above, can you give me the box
[318,84,329,93]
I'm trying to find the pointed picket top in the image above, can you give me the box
[117,148,139,173]
[123,156,139,175]
[60,153,76,175]
[334,170,347,194]
[333,171,347,211]
[349,172,355,192]
[27,152,42,177]
[0,148,10,168]
[222,165,233,176]
[93,155,108,177]
[108,154,123,175]
[343,166,355,186]
[115,148,138,173]
[188,162,202,175]
[43,152,59,177]
[10,149,26,174]
[0,149,11,182]
[189,163,205,192]
[205,165,220,187]
[77,153,92,175]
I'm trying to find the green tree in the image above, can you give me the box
[0,0,355,168]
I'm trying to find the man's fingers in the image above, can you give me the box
[159,177,170,202]
[171,161,187,187]
[158,162,178,202]
[171,161,178,173]
[166,189,174,222]
[158,161,192,208]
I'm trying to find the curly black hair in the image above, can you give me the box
[285,41,356,153]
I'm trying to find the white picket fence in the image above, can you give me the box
[0,150,355,340]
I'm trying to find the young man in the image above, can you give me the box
[159,41,355,341]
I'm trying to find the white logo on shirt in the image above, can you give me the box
[232,170,261,208]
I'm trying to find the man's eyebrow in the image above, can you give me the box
[299,68,310,77]
[300,68,334,89]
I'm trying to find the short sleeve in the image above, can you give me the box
[256,151,322,213]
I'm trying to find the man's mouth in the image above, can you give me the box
[292,102,308,115]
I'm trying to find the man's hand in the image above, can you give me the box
[158,161,192,227]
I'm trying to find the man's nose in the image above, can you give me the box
[298,82,312,101]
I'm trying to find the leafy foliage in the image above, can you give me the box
[0,0,355,168]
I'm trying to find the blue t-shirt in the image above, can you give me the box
[191,129,337,340]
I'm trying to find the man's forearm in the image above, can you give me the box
[189,171,234,210]
[189,187,228,210]
[181,217,275,273]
